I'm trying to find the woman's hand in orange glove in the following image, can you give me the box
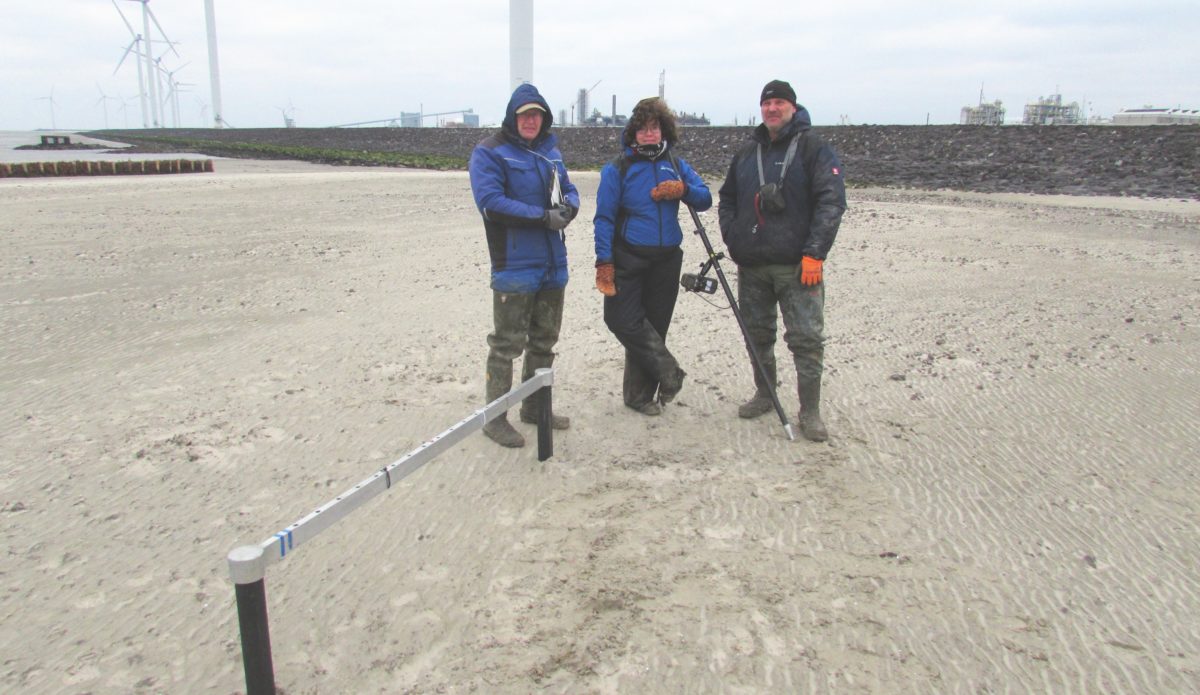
[595,262,617,296]
[797,256,823,286]
[650,180,685,202]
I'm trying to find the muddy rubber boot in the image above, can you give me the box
[622,322,684,404]
[738,347,777,419]
[484,359,525,448]
[797,378,828,442]
[518,353,569,430]
[484,414,526,448]
[657,365,686,404]
[622,350,660,415]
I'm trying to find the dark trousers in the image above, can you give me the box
[603,243,683,407]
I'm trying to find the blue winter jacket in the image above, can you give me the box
[469,84,580,293]
[593,141,712,264]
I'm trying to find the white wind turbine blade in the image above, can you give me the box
[146,5,181,58]
[114,38,140,74]
[112,0,136,36]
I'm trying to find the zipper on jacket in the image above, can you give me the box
[655,162,664,247]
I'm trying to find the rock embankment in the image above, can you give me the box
[88,124,1199,199]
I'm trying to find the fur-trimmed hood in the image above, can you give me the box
[621,97,678,147]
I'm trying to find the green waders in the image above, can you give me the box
[484,288,568,448]
[737,264,829,442]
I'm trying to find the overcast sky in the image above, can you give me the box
[3,1,1197,131]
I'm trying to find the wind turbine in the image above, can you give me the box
[204,0,225,128]
[164,63,194,128]
[154,59,188,127]
[116,0,179,128]
[112,0,149,127]
[196,97,209,128]
[96,83,118,129]
[117,92,137,128]
[172,82,195,127]
[144,1,180,128]
[277,101,298,128]
[36,87,58,130]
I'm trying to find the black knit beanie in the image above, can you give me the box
[760,80,797,106]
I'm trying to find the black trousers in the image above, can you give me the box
[603,242,683,407]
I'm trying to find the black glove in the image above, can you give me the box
[543,206,573,230]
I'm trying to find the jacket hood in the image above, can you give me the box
[754,105,812,144]
[502,83,554,143]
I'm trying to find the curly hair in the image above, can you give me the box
[623,97,678,147]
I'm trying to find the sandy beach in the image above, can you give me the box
[2,156,1198,694]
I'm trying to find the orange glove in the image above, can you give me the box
[797,256,823,286]
[595,262,616,296]
[650,180,685,201]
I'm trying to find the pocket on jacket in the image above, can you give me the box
[726,210,766,264]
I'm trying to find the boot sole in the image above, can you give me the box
[483,424,526,448]
[738,404,773,419]
[626,401,662,416]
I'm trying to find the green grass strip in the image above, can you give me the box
[117,136,468,170]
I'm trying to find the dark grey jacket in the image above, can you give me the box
[717,109,847,266]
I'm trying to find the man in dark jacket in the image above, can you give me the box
[469,84,580,448]
[717,80,847,441]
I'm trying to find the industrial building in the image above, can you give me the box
[1023,94,1081,125]
[1112,107,1200,126]
[961,100,1006,126]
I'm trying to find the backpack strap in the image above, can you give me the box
[609,154,632,244]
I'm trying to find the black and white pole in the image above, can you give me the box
[228,545,276,695]
[535,368,553,461]
[225,368,556,693]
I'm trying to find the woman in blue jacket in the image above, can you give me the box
[469,83,579,447]
[593,97,712,415]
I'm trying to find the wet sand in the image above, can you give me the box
[2,159,1198,693]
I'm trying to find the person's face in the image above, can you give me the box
[635,120,662,146]
[517,110,543,141]
[761,98,796,135]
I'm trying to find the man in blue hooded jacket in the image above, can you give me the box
[469,84,580,448]
[718,80,847,442]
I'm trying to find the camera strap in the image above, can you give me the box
[756,132,803,187]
